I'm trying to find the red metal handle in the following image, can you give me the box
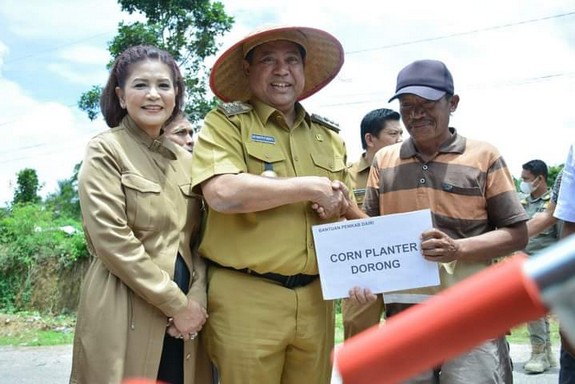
[335,254,548,384]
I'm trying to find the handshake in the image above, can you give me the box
[310,179,364,221]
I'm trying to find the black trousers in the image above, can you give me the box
[157,254,190,384]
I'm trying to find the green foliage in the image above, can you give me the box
[548,164,564,188]
[107,21,162,62]
[78,0,234,124]
[44,163,82,220]
[77,85,103,121]
[12,168,42,206]
[0,204,87,311]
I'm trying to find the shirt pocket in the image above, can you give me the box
[441,182,482,196]
[438,180,485,220]
[245,142,287,176]
[121,173,162,230]
[311,153,346,179]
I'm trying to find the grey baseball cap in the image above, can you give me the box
[389,59,454,102]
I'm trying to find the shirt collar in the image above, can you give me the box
[250,99,307,129]
[356,152,371,172]
[526,189,552,203]
[400,127,465,159]
[121,115,177,159]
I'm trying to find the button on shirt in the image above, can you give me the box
[191,100,351,276]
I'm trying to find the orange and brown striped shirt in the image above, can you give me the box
[364,128,528,304]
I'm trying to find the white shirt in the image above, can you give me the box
[555,143,575,222]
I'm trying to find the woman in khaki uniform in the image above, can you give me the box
[70,45,209,384]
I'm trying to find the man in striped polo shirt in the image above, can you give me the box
[347,59,529,383]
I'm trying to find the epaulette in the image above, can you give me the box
[217,101,253,117]
[311,113,340,133]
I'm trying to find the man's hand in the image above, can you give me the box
[311,179,349,220]
[420,228,460,263]
[347,286,377,305]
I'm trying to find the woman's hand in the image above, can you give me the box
[168,298,208,340]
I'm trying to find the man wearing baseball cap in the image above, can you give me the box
[347,59,528,383]
[191,26,351,383]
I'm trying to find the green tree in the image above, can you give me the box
[548,164,564,188]
[44,162,82,220]
[12,168,42,205]
[78,0,233,124]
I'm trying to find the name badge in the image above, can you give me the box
[251,134,276,144]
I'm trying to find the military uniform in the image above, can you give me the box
[191,99,350,384]
[342,153,386,339]
[522,190,558,255]
[521,189,559,369]
[347,153,370,207]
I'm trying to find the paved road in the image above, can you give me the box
[0,343,561,383]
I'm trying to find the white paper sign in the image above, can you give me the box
[312,209,440,300]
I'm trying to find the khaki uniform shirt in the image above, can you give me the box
[191,99,351,276]
[522,189,558,254]
[348,153,370,208]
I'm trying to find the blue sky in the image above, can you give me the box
[1,0,574,205]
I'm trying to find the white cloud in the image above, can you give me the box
[0,40,7,68]
[47,61,109,86]
[59,45,111,65]
[0,0,139,39]
[0,62,106,206]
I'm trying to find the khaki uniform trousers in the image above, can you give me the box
[204,266,334,384]
[342,294,385,339]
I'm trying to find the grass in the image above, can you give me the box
[0,312,75,346]
[334,312,561,345]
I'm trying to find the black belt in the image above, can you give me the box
[209,260,318,289]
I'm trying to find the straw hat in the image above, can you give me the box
[209,26,344,102]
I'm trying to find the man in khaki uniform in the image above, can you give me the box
[191,26,350,384]
[343,108,402,339]
[519,159,559,373]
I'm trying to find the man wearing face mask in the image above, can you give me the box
[520,159,560,373]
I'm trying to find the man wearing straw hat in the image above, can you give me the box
[191,26,350,383]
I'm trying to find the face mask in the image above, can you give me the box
[520,178,539,195]
[519,181,534,195]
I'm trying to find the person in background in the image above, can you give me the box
[163,109,219,384]
[164,112,195,153]
[527,169,563,238]
[70,45,209,384]
[554,143,575,384]
[346,59,528,383]
[191,25,350,384]
[342,108,402,340]
[519,159,559,373]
